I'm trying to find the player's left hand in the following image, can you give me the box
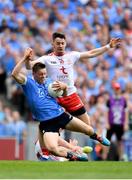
[72,146,82,154]
[109,38,121,48]
[69,139,78,146]
[69,139,82,153]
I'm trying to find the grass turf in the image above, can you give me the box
[0,161,132,179]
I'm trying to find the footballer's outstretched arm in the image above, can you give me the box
[79,38,121,60]
[25,49,45,70]
[11,48,32,84]
[25,57,41,69]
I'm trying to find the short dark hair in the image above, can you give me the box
[52,32,66,41]
[32,63,46,73]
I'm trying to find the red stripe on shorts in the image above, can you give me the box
[57,93,84,112]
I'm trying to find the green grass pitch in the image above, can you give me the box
[0,161,132,179]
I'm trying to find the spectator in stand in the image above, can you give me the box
[5,110,27,143]
[0,101,6,137]
[12,110,27,143]
[103,82,129,160]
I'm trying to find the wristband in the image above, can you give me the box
[106,44,111,49]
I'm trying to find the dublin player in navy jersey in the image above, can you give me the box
[12,48,110,161]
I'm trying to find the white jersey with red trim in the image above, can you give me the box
[37,51,81,95]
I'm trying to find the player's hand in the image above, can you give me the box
[109,38,121,48]
[69,139,82,154]
[124,124,129,132]
[106,123,110,130]
[52,81,67,91]
[24,48,33,61]
[71,146,82,154]
[69,139,78,146]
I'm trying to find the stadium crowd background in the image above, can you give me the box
[0,0,132,160]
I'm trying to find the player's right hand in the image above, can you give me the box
[24,48,33,61]
[106,123,110,130]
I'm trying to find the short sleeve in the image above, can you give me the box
[36,55,49,64]
[21,76,32,90]
[71,51,81,63]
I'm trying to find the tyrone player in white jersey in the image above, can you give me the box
[25,32,121,126]
[35,138,93,161]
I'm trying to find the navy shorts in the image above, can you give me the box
[70,106,86,116]
[107,124,124,141]
[39,112,73,133]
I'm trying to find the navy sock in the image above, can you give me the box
[66,152,73,159]
[90,133,98,140]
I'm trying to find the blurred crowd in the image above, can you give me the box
[0,100,27,143]
[0,0,132,160]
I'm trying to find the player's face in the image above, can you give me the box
[33,68,47,84]
[52,38,66,55]
[114,88,121,94]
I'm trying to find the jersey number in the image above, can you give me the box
[113,111,121,124]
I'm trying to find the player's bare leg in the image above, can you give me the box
[65,117,110,146]
[117,140,124,160]
[77,112,91,125]
[42,132,88,161]
[43,132,69,157]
